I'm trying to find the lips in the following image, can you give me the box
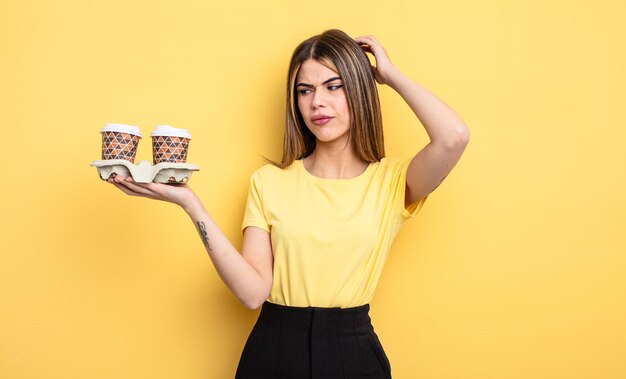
[312,115,333,126]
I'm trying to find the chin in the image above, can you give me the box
[314,135,350,145]
[310,128,348,140]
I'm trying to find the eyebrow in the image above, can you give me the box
[296,76,342,88]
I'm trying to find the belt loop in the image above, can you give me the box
[310,308,331,378]
[329,308,345,379]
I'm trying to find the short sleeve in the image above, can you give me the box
[241,170,270,234]
[394,157,428,222]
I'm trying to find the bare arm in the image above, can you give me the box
[183,197,273,310]
[386,68,469,205]
[107,175,273,310]
[354,35,470,205]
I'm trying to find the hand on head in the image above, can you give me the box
[353,35,395,85]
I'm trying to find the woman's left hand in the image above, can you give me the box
[353,35,396,85]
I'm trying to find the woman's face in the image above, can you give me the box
[295,59,351,146]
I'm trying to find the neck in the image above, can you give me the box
[303,144,368,179]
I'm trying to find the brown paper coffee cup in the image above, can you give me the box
[150,125,192,164]
[100,124,142,162]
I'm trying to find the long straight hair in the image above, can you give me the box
[264,29,385,168]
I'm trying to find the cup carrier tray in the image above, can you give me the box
[90,159,199,183]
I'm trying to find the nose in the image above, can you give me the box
[311,88,326,109]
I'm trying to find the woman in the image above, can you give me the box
[108,29,469,378]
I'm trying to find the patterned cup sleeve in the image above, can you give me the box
[152,136,189,164]
[101,132,140,162]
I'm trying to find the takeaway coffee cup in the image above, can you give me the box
[150,125,192,164]
[100,123,142,162]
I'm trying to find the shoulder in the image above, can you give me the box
[249,161,296,181]
[376,156,411,173]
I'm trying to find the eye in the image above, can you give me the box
[328,84,344,91]
[297,88,312,95]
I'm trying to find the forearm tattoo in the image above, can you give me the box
[196,221,212,251]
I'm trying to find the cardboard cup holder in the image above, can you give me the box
[90,159,199,184]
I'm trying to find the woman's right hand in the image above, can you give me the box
[106,173,199,209]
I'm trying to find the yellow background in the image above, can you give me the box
[1,0,625,378]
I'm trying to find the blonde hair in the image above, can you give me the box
[264,29,385,168]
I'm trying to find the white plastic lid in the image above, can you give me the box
[100,123,142,137]
[150,125,192,139]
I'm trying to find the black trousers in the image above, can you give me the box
[235,301,392,378]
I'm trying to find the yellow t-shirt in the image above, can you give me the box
[241,157,428,308]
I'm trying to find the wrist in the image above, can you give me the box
[181,193,204,215]
[383,66,405,88]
